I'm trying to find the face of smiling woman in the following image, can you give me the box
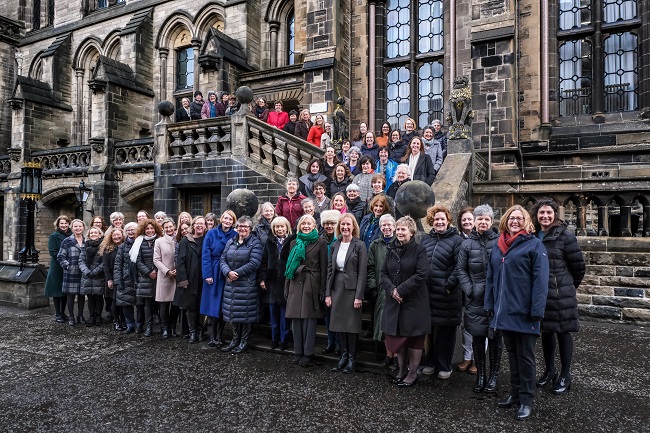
[507,210,525,235]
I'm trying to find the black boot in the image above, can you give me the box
[484,343,502,393]
[472,341,486,393]
[343,333,358,374]
[144,313,153,337]
[221,323,240,352]
[331,334,348,372]
[214,319,225,348]
[162,326,169,339]
[233,324,252,354]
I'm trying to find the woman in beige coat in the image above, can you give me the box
[154,218,177,338]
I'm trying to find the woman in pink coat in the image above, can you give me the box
[154,218,178,338]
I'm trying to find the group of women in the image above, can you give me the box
[44,192,584,421]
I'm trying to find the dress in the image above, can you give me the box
[200,225,237,317]
[57,235,85,295]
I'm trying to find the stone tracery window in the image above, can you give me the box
[557,0,639,117]
[385,0,444,130]
[287,10,295,65]
[176,47,194,90]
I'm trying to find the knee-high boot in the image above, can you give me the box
[472,341,486,393]
[484,341,502,393]
[221,323,240,352]
[233,323,252,354]
[343,333,358,374]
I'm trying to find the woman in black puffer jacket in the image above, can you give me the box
[79,227,105,327]
[219,216,263,354]
[457,205,501,393]
[100,227,125,331]
[420,205,464,379]
[531,198,585,395]
[132,219,163,337]
[114,222,138,333]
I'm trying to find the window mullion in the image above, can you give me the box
[592,0,605,116]
[409,0,418,124]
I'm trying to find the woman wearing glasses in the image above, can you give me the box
[485,205,549,420]
[219,216,263,354]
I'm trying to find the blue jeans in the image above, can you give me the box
[269,304,289,343]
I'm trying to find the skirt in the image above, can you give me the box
[385,334,426,353]
[328,272,362,334]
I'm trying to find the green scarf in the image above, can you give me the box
[284,229,320,280]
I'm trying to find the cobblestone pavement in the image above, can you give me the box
[1,305,649,433]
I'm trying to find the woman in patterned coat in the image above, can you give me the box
[57,219,86,325]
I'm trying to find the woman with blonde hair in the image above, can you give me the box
[100,227,125,331]
[326,213,368,374]
[58,219,86,325]
[486,205,549,420]
[79,226,105,327]
[154,218,178,338]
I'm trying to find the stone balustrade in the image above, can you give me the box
[114,138,154,180]
[31,146,90,177]
[165,115,324,179]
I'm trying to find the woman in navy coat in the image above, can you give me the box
[485,205,549,421]
[201,210,238,348]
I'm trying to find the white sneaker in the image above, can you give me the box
[437,371,452,379]
[422,367,435,375]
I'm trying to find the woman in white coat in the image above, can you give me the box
[154,218,177,338]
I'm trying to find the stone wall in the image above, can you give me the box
[13,100,72,151]
[578,237,650,323]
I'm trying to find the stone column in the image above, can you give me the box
[368,0,376,130]
[75,68,85,145]
[640,4,650,117]
[158,48,169,103]
[269,21,280,69]
[191,38,201,92]
[620,205,632,237]
[591,6,605,122]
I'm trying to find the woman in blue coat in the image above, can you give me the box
[201,210,238,348]
[219,216,263,354]
[485,205,549,421]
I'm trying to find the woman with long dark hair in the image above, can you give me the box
[531,198,585,395]
[131,218,163,337]
[100,227,125,331]
[45,215,72,323]
[79,226,105,327]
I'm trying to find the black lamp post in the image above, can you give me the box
[75,180,92,219]
[19,161,43,266]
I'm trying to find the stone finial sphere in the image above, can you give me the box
[158,100,175,117]
[235,86,254,105]
[394,180,436,219]
[226,188,259,219]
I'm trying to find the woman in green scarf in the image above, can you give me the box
[284,214,328,367]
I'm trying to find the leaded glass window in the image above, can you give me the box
[557,0,639,117]
[288,11,295,65]
[176,47,194,90]
[33,0,41,30]
[385,0,444,130]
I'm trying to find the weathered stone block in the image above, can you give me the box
[615,266,634,277]
[600,276,650,288]
[622,308,650,323]
[578,285,614,296]
[592,295,650,309]
[614,288,645,298]
[576,294,592,305]
[578,304,621,320]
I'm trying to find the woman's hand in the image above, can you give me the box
[260,280,267,290]
[325,296,332,307]
[353,298,362,309]
[205,278,214,284]
[227,271,238,282]
[167,269,176,278]
[107,280,113,289]
[149,270,157,280]
[392,288,403,303]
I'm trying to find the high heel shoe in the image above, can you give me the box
[397,376,419,388]
[536,370,558,388]
[553,376,572,395]
[389,373,407,384]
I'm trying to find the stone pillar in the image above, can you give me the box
[158,48,169,103]
[620,205,632,237]
[591,5,605,122]
[368,1,376,130]
[640,4,650,117]
[576,204,587,236]
[75,68,84,145]
[644,205,650,237]
[269,21,280,69]
[191,38,201,91]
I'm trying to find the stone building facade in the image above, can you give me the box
[0,0,649,320]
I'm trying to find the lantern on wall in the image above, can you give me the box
[19,161,43,265]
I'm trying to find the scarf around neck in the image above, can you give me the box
[498,231,528,255]
[129,234,157,263]
[284,229,320,280]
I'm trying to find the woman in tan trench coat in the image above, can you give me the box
[284,214,328,367]
[154,218,177,338]
[326,213,368,374]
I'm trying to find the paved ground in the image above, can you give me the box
[1,305,649,433]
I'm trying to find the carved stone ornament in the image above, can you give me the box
[91,140,105,153]
[8,148,21,162]
[446,76,474,139]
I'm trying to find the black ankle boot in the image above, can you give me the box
[232,324,251,354]
[537,369,558,388]
[189,331,197,344]
[331,351,349,372]
[343,334,358,374]
[162,326,169,339]
[221,324,240,352]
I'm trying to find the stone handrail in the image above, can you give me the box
[32,146,91,176]
[165,115,325,180]
[114,138,154,166]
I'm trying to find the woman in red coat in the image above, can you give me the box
[307,114,325,147]
[267,100,289,130]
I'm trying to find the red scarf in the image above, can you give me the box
[498,230,528,254]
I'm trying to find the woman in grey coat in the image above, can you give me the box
[79,226,105,327]
[57,219,86,325]
[219,216,263,354]
[326,213,368,374]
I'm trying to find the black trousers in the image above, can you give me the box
[423,325,457,373]
[502,330,538,406]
